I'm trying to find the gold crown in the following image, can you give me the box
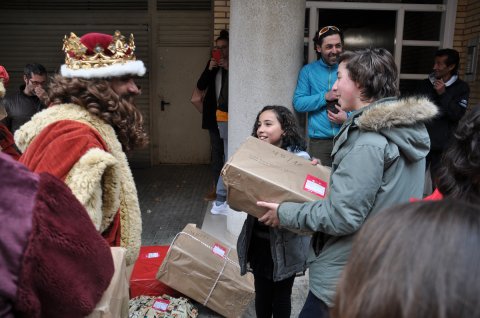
[62,30,137,71]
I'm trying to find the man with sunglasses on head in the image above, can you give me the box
[293,26,347,167]
[1,63,48,134]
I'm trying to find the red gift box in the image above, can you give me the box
[130,246,180,298]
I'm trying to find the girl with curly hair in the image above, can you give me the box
[237,105,310,318]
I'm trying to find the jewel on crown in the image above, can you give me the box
[62,30,137,70]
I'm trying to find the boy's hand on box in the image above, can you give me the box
[257,201,280,227]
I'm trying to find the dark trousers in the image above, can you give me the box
[426,149,442,187]
[208,127,224,185]
[253,274,296,318]
[308,138,334,167]
[299,291,330,318]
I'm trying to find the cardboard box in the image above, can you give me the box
[156,224,254,318]
[87,247,129,318]
[130,246,181,298]
[222,136,331,218]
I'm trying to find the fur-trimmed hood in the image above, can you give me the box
[339,97,438,163]
[356,96,438,131]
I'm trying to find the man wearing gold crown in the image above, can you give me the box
[15,31,148,266]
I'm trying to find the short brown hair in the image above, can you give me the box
[338,48,399,102]
[332,200,480,318]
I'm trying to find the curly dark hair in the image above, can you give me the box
[251,105,306,152]
[436,106,480,203]
[48,74,148,152]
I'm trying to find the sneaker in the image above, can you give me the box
[210,201,229,215]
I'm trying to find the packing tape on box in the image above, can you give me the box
[168,231,236,306]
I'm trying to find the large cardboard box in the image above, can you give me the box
[156,224,254,318]
[222,136,331,218]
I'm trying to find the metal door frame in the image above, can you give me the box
[306,0,457,82]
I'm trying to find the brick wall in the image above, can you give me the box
[213,0,230,42]
[454,0,480,105]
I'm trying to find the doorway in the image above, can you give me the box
[306,1,452,95]
[151,9,213,164]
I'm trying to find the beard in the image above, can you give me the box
[111,95,149,153]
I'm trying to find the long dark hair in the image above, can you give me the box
[251,105,306,152]
[48,74,148,152]
[333,200,480,318]
[436,106,480,203]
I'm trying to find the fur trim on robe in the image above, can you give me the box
[15,103,142,265]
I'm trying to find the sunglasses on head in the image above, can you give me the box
[319,26,340,37]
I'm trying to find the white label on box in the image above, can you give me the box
[152,298,170,311]
[303,174,327,198]
[212,243,227,258]
[147,252,160,259]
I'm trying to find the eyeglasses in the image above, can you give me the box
[28,79,46,86]
[319,26,340,37]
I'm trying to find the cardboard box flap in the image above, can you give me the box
[222,137,330,218]
[157,224,254,317]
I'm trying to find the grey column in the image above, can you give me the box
[226,0,306,240]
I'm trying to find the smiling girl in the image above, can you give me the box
[237,105,310,318]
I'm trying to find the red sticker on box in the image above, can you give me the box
[152,298,170,311]
[212,243,227,258]
[303,174,327,198]
[139,252,160,260]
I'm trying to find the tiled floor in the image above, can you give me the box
[132,165,308,317]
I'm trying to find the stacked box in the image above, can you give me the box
[130,246,180,298]
[157,224,254,318]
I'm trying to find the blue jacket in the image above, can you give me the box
[293,59,340,139]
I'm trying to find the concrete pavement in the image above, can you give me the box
[132,165,308,317]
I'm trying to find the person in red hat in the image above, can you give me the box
[0,66,20,160]
[15,30,148,266]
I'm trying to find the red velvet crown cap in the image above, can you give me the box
[80,32,114,56]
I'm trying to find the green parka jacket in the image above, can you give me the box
[278,97,438,306]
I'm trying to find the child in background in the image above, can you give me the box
[237,105,310,318]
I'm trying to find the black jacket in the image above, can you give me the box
[1,85,46,134]
[417,75,469,151]
[196,61,228,130]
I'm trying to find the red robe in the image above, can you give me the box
[20,120,121,246]
[0,124,20,160]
